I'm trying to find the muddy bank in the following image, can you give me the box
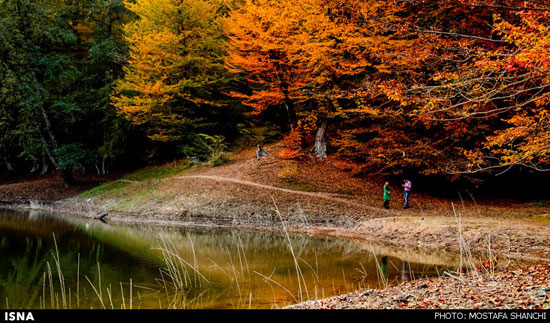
[6,196,550,266]
[55,195,550,264]
[0,173,109,203]
[3,200,550,267]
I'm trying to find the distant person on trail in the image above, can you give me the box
[403,179,412,209]
[256,144,267,160]
[383,182,391,209]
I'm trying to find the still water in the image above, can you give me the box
[0,208,458,309]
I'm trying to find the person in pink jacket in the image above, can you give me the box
[402,179,412,209]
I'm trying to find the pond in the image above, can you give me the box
[0,207,459,309]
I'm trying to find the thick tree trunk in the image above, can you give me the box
[59,168,76,186]
[310,118,328,158]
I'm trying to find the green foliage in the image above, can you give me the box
[0,0,139,181]
[233,124,282,151]
[122,161,191,181]
[78,180,131,198]
[54,144,94,173]
[196,134,230,167]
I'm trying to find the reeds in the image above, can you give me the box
[33,233,140,310]
[153,234,209,309]
[370,248,389,289]
[39,233,68,309]
[440,201,505,309]
[271,198,310,303]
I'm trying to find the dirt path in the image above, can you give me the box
[176,174,378,211]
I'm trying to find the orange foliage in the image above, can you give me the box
[278,128,305,159]
[225,0,381,127]
[283,129,304,150]
[120,0,550,175]
[405,2,550,173]
[277,147,303,160]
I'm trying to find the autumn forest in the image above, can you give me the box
[1,0,550,191]
[2,0,550,313]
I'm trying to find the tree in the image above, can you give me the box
[404,1,550,174]
[324,0,550,177]
[0,0,82,183]
[0,0,135,183]
[112,0,238,159]
[224,0,309,129]
[225,0,380,158]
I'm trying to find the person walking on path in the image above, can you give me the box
[383,182,391,209]
[403,179,412,209]
[256,144,267,160]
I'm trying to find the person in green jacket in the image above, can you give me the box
[383,182,391,209]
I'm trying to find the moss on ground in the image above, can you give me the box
[78,161,192,200]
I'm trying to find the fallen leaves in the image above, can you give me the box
[288,264,550,309]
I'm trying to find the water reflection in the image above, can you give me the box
[0,208,458,309]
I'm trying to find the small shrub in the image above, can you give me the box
[208,152,230,167]
[278,163,298,183]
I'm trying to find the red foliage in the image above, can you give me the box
[277,147,302,160]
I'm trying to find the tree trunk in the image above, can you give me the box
[30,158,38,173]
[36,84,77,185]
[310,118,328,158]
[59,168,76,186]
[38,130,58,169]
[3,156,13,172]
[102,155,107,175]
[40,105,58,150]
[38,113,76,185]
[40,148,49,175]
[283,98,297,129]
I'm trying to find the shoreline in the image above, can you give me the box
[3,197,550,264]
[285,263,550,309]
[3,200,550,310]
[0,195,550,309]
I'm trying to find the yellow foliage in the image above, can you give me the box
[112,0,226,142]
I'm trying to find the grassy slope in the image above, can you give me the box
[72,145,550,220]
